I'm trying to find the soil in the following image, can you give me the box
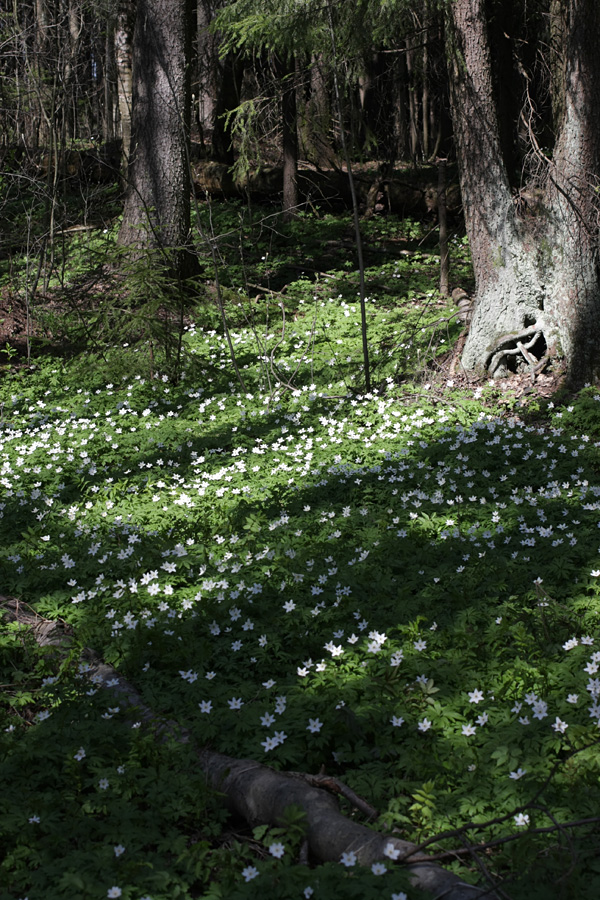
[0,286,32,358]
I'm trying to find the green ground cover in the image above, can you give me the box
[1,208,600,899]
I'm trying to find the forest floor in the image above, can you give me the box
[1,189,600,900]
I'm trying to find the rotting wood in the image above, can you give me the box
[192,161,461,219]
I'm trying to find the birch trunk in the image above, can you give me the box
[114,0,135,174]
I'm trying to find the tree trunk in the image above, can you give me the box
[543,0,600,377]
[447,0,600,383]
[118,0,195,279]
[65,0,83,140]
[405,33,420,162]
[114,0,135,175]
[211,53,244,165]
[438,158,449,296]
[304,54,336,168]
[31,0,52,148]
[278,56,298,220]
[196,0,221,144]
[103,17,117,143]
[422,3,430,160]
[392,49,410,162]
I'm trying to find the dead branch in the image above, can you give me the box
[1,596,484,899]
[290,772,378,820]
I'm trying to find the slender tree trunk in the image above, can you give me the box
[211,53,243,165]
[305,54,335,167]
[119,0,195,280]
[357,60,373,153]
[32,0,51,148]
[427,15,442,163]
[103,18,117,143]
[422,3,430,160]
[393,49,410,162]
[405,34,419,162]
[447,0,600,382]
[196,0,221,144]
[278,57,298,220]
[114,0,135,174]
[438,158,449,296]
[65,0,82,140]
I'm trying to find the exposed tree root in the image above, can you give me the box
[449,330,469,379]
[486,324,547,379]
[2,597,485,899]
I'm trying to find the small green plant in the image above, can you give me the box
[0,341,18,363]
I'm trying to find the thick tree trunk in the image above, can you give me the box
[549,0,568,131]
[447,0,538,376]
[118,0,195,279]
[543,0,600,378]
[448,0,600,383]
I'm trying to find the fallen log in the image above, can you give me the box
[192,161,461,219]
[1,596,484,899]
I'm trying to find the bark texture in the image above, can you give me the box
[1,597,483,900]
[543,0,600,377]
[119,0,194,277]
[114,0,135,173]
[303,55,336,168]
[210,53,244,165]
[195,0,222,141]
[278,57,299,220]
[448,0,600,383]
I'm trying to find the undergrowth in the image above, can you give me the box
[1,208,600,900]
